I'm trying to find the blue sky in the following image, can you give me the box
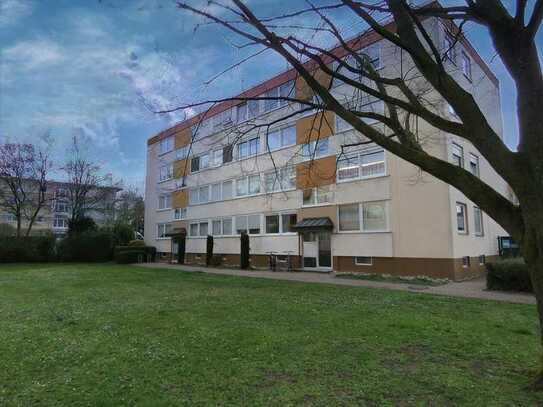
[1,0,541,191]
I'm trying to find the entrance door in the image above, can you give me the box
[302,231,332,270]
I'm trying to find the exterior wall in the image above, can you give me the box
[144,19,510,281]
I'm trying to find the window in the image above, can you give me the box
[211,149,223,167]
[266,126,295,151]
[55,188,67,198]
[176,145,189,160]
[338,149,385,181]
[198,186,209,204]
[236,176,248,197]
[159,136,174,155]
[461,51,472,80]
[279,80,294,105]
[213,108,233,129]
[157,223,172,238]
[223,145,233,163]
[159,164,173,182]
[452,143,464,167]
[456,202,468,233]
[355,256,373,266]
[301,138,329,159]
[474,206,484,236]
[189,188,199,205]
[222,180,233,200]
[443,32,456,63]
[248,174,261,194]
[479,255,486,265]
[191,156,200,172]
[265,214,280,234]
[462,256,471,268]
[339,204,360,231]
[281,213,297,233]
[199,221,208,236]
[174,207,187,220]
[199,153,210,170]
[248,214,261,234]
[302,186,333,206]
[362,201,387,231]
[212,219,222,235]
[248,99,260,119]
[237,103,248,122]
[334,45,381,86]
[235,215,247,234]
[263,88,279,112]
[53,215,68,229]
[336,116,353,132]
[222,218,232,235]
[190,223,198,236]
[54,201,69,213]
[264,167,295,192]
[237,137,260,159]
[469,153,479,177]
[158,194,171,210]
[211,183,221,201]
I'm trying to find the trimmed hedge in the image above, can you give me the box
[114,245,156,263]
[0,236,56,263]
[486,259,532,292]
[57,231,113,262]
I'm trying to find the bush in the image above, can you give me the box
[115,250,146,264]
[68,217,97,236]
[209,255,222,267]
[128,240,145,247]
[240,232,250,269]
[114,245,156,263]
[111,223,134,247]
[486,259,532,292]
[206,235,213,266]
[0,223,16,237]
[0,235,56,262]
[58,230,113,262]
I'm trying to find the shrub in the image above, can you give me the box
[209,255,222,267]
[68,217,97,236]
[111,223,134,247]
[0,235,56,262]
[115,250,146,264]
[128,240,145,247]
[206,235,214,266]
[240,232,250,269]
[114,245,156,263]
[58,230,113,262]
[486,259,532,292]
[0,223,16,237]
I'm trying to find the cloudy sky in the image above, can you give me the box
[1,0,541,192]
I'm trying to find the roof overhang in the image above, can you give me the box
[292,217,333,232]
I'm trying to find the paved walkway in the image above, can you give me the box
[135,263,536,305]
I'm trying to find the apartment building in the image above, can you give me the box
[144,18,509,281]
[0,180,119,236]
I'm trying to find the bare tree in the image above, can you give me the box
[0,143,52,237]
[167,0,543,385]
[61,137,119,225]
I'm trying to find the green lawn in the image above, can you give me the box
[0,263,541,406]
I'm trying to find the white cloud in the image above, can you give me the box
[2,39,64,70]
[0,0,33,27]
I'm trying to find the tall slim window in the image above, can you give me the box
[452,143,464,167]
[222,180,233,200]
[339,204,360,231]
[474,206,484,236]
[223,145,233,163]
[456,202,468,233]
[191,156,200,172]
[265,215,280,234]
[199,186,209,204]
[469,153,479,177]
[211,183,221,201]
[461,51,472,80]
[236,177,248,197]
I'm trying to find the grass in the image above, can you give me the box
[0,263,541,406]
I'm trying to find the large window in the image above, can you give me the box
[452,143,464,167]
[174,207,187,220]
[157,223,172,238]
[159,136,174,155]
[159,164,173,182]
[264,167,296,192]
[237,137,260,159]
[266,126,295,151]
[265,213,297,234]
[302,186,333,206]
[362,201,387,231]
[339,204,360,231]
[301,138,329,159]
[176,145,189,160]
[53,215,68,229]
[54,201,69,213]
[338,149,385,181]
[461,51,472,80]
[158,194,171,210]
[474,206,484,236]
[456,202,468,233]
[235,214,261,234]
[469,153,479,177]
[235,174,260,197]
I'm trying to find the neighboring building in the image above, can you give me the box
[0,180,120,237]
[144,18,510,281]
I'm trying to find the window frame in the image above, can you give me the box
[452,142,464,168]
[354,256,373,266]
[157,222,172,239]
[338,201,389,233]
[456,202,468,234]
[158,163,174,182]
[174,207,187,220]
[337,149,386,182]
[469,153,480,177]
[157,194,172,211]
[158,136,174,155]
[473,206,484,236]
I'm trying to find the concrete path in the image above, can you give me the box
[135,263,536,305]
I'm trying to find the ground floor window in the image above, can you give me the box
[462,256,471,268]
[354,256,373,266]
[157,223,172,238]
